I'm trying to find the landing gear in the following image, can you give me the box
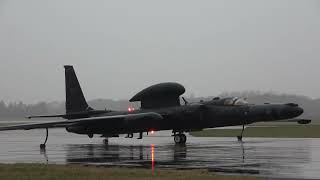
[103,138,109,145]
[174,134,187,144]
[40,144,46,149]
[137,132,143,139]
[237,124,245,142]
[126,133,133,138]
[40,128,49,150]
[88,134,94,138]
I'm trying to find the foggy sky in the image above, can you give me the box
[0,0,319,104]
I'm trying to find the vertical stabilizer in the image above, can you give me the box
[64,65,92,113]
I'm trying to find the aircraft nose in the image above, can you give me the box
[293,106,304,116]
[283,104,304,118]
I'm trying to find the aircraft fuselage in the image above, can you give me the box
[66,103,303,136]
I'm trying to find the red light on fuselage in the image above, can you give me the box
[151,130,155,134]
[128,107,135,112]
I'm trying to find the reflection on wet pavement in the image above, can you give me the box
[0,129,320,179]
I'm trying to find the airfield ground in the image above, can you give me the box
[191,124,320,138]
[0,128,320,178]
[0,164,259,180]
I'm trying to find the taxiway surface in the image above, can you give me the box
[0,128,320,179]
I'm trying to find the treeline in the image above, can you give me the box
[0,101,63,119]
[0,91,319,120]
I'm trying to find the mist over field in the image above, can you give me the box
[0,0,320,104]
[0,1,319,121]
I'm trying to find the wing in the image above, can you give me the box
[0,112,163,131]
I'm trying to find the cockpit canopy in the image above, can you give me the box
[204,97,249,106]
[223,97,249,106]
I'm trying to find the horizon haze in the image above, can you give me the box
[0,0,319,103]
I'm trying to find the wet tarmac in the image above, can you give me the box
[0,128,320,179]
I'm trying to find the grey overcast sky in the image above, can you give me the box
[0,0,319,103]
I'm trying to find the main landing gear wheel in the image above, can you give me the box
[88,134,94,138]
[103,138,109,145]
[174,134,187,144]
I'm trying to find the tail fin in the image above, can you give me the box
[64,65,92,113]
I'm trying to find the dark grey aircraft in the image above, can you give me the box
[0,66,309,149]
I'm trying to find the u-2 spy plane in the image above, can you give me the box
[0,66,309,149]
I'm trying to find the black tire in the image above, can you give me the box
[174,135,182,144]
[40,144,46,149]
[174,134,187,144]
[180,134,187,144]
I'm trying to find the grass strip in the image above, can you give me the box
[0,164,259,180]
